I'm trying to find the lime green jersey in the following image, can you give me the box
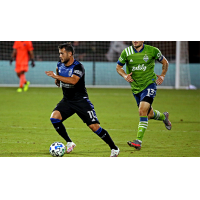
[118,44,163,94]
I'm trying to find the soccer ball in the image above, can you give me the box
[49,142,66,157]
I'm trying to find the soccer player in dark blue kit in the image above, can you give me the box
[45,42,120,157]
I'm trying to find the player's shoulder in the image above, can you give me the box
[145,44,163,60]
[74,59,84,68]
[145,44,155,49]
[123,45,133,51]
[13,41,20,48]
[121,45,133,56]
[74,59,81,66]
[145,44,161,52]
[57,59,84,69]
[25,41,32,44]
[14,41,20,45]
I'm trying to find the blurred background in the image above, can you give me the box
[0,41,199,88]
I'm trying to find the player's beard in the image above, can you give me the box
[134,43,143,49]
[63,58,70,64]
[137,44,143,48]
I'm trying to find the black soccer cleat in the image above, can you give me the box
[163,112,172,130]
[127,140,142,150]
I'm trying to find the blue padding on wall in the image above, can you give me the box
[0,61,199,88]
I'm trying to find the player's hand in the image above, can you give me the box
[10,58,13,65]
[31,60,35,67]
[124,72,134,83]
[45,71,57,78]
[55,79,60,87]
[156,75,165,85]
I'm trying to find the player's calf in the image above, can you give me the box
[94,126,119,155]
[50,118,73,143]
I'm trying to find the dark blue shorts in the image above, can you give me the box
[133,83,157,106]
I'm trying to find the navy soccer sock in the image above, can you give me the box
[94,127,118,150]
[50,118,72,143]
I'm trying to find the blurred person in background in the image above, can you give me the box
[106,41,128,62]
[10,41,35,92]
[73,41,87,61]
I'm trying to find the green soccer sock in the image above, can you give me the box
[136,116,148,142]
[153,110,165,121]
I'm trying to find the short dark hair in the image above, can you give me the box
[58,42,75,55]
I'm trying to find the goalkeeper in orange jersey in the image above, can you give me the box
[10,41,35,92]
[116,41,172,150]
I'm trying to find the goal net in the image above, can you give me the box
[0,41,190,88]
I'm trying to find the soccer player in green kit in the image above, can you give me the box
[116,41,171,150]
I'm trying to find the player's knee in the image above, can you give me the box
[139,102,151,116]
[139,107,148,116]
[89,123,100,132]
[50,110,62,120]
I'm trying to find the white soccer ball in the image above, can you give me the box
[49,142,66,157]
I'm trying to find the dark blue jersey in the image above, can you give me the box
[57,59,88,101]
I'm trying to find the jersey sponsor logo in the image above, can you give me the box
[61,82,74,88]
[132,64,147,72]
[74,70,83,77]
[143,54,149,62]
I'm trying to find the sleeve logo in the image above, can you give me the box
[157,52,161,58]
[74,70,83,77]
[157,52,163,61]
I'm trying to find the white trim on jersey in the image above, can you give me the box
[125,46,134,56]
[130,46,134,54]
[127,47,131,55]
[125,48,128,56]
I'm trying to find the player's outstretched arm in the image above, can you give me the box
[45,71,80,85]
[116,64,133,83]
[156,57,169,85]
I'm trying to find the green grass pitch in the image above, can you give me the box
[0,87,199,157]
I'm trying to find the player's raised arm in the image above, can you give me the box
[116,64,133,83]
[156,57,169,85]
